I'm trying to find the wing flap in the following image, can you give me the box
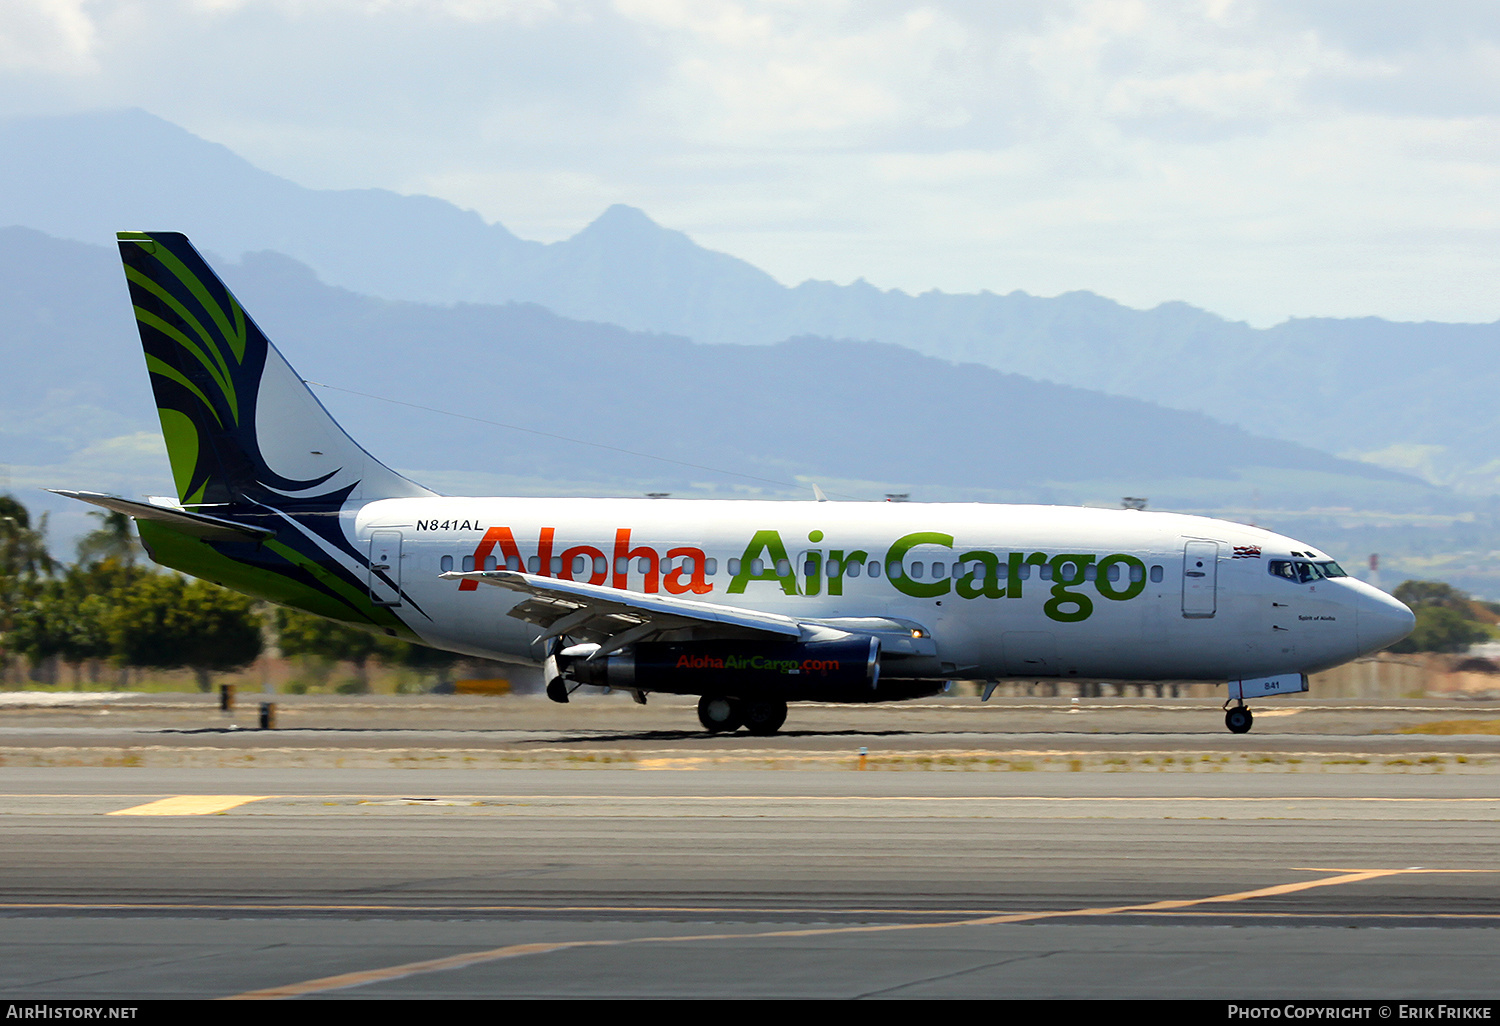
[440,569,802,642]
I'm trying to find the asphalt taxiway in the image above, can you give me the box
[0,695,1496,999]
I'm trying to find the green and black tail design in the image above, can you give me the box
[115,231,432,634]
[118,231,431,509]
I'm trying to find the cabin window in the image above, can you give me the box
[826,559,840,577]
[636,557,651,574]
[616,557,630,575]
[527,556,540,573]
[484,555,497,571]
[1129,564,1143,583]
[847,562,862,578]
[775,558,792,577]
[551,557,563,575]
[679,556,696,575]
[802,558,818,576]
[594,555,608,576]
[930,562,944,579]
[868,561,882,578]
[728,558,741,576]
[507,555,522,571]
[910,562,924,579]
[462,555,474,572]
[1039,563,1053,580]
[1150,565,1164,583]
[705,558,717,575]
[1084,564,1097,581]
[752,558,765,576]
[887,561,903,579]
[440,555,453,573]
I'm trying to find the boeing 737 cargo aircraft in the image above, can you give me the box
[56,232,1415,735]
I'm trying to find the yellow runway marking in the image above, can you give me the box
[108,795,271,816]
[226,867,1456,1000]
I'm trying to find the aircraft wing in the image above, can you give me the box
[439,569,802,653]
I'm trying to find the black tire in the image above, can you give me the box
[1225,706,1253,734]
[697,695,743,733]
[742,698,788,736]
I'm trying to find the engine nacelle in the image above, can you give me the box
[566,637,901,702]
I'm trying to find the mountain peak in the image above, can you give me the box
[573,204,672,244]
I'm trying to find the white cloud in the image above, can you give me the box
[0,0,98,74]
[2,0,1500,323]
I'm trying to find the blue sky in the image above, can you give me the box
[4,0,1500,326]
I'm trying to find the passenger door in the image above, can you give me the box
[368,530,404,607]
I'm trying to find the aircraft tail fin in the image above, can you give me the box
[116,231,433,509]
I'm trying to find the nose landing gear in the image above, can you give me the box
[1224,703,1254,734]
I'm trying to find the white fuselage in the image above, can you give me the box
[348,497,1413,685]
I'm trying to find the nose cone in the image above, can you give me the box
[1357,586,1416,654]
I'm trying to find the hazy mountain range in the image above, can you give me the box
[1,228,1422,511]
[6,109,1499,496]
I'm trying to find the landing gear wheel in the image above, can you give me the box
[742,698,788,736]
[697,696,743,733]
[1225,706,1253,734]
[545,678,570,704]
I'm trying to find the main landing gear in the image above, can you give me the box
[1224,703,1254,735]
[697,695,787,736]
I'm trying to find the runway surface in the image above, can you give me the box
[0,765,1496,1000]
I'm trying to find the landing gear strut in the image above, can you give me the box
[1224,704,1253,734]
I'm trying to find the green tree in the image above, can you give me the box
[0,495,56,582]
[275,607,459,693]
[1392,580,1472,614]
[1389,580,1492,654]
[105,574,263,690]
[0,495,57,676]
[276,607,395,693]
[75,511,142,568]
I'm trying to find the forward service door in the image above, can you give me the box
[1181,540,1218,618]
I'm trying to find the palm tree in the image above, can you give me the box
[0,495,57,582]
[75,510,141,568]
[0,495,57,680]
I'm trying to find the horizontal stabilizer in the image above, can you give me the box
[49,490,274,543]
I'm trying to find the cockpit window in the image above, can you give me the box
[1269,559,1346,583]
